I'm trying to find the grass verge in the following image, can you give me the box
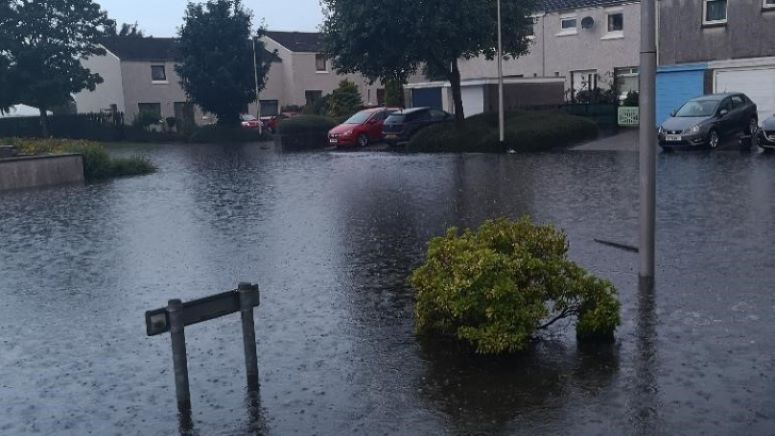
[406,110,599,153]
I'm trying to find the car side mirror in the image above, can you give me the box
[670,110,676,117]
[718,109,729,117]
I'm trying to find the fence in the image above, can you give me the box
[0,112,125,141]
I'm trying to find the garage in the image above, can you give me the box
[461,86,485,118]
[714,67,775,124]
[656,64,707,124]
[411,87,443,111]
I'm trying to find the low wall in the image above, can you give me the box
[0,154,84,192]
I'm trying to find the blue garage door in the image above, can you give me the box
[656,65,707,125]
[412,88,443,110]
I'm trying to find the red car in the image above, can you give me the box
[328,107,399,148]
[240,114,261,129]
[260,113,292,133]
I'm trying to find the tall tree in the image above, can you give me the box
[176,0,272,127]
[0,0,111,135]
[105,21,147,38]
[323,0,537,123]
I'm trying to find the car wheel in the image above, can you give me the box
[747,118,759,136]
[358,134,369,147]
[708,129,720,149]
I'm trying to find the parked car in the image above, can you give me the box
[328,107,399,148]
[382,107,453,145]
[240,114,261,129]
[658,93,758,151]
[261,113,292,133]
[755,114,775,151]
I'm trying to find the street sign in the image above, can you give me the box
[145,286,259,336]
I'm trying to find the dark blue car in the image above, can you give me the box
[382,107,453,145]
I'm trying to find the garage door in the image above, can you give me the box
[656,67,706,125]
[411,88,443,111]
[715,68,775,125]
[461,86,484,118]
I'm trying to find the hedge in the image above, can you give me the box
[277,115,337,135]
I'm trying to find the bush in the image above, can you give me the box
[187,125,269,143]
[277,115,337,135]
[411,218,621,354]
[132,112,162,130]
[303,95,332,116]
[5,137,156,180]
[622,91,639,107]
[406,110,598,153]
[328,79,363,119]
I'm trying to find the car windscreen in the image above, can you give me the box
[344,111,372,124]
[675,100,718,117]
[385,114,406,123]
[241,114,257,121]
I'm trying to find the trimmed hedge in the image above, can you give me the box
[406,110,599,153]
[277,115,337,135]
[188,125,270,143]
[5,138,155,181]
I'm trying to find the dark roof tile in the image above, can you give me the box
[100,37,279,62]
[264,31,323,53]
[542,0,635,12]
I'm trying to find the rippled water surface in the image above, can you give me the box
[1,143,774,435]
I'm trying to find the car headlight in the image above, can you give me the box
[342,130,353,137]
[685,125,701,135]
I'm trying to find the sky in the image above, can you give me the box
[95,0,325,37]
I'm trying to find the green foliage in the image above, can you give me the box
[176,0,274,127]
[302,95,332,116]
[104,21,146,38]
[277,115,337,135]
[322,0,538,121]
[328,80,363,119]
[622,91,639,107]
[281,105,303,113]
[406,111,599,153]
[7,138,156,180]
[0,0,112,135]
[383,79,404,108]
[132,111,162,130]
[574,87,618,104]
[188,125,267,143]
[411,218,621,354]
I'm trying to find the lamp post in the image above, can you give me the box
[639,0,657,288]
[497,0,505,144]
[252,36,263,136]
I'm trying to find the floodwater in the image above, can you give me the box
[1,143,774,435]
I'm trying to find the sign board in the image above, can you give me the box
[145,286,260,336]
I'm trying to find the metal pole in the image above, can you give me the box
[497,0,505,144]
[639,0,657,288]
[167,299,191,412]
[252,37,263,136]
[238,282,259,391]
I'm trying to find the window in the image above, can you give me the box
[559,17,578,35]
[703,0,727,25]
[614,67,639,100]
[260,100,279,116]
[305,90,323,106]
[526,17,539,38]
[377,89,386,106]
[765,0,775,9]
[151,65,166,82]
[430,109,448,121]
[315,54,327,72]
[731,95,745,108]
[138,103,161,118]
[607,13,623,32]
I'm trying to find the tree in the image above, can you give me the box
[176,0,273,127]
[105,21,147,38]
[323,0,537,124]
[0,0,111,136]
[328,80,362,118]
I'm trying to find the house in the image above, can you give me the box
[657,0,775,124]
[406,0,642,117]
[73,33,381,125]
[259,31,382,116]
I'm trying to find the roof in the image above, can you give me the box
[542,0,635,13]
[100,37,280,62]
[264,31,324,53]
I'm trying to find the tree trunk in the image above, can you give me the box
[449,59,465,125]
[39,107,49,138]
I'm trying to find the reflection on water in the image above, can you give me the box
[0,144,774,435]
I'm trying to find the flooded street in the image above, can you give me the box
[1,144,774,435]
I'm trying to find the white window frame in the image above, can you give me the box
[150,65,168,84]
[603,8,624,40]
[558,15,578,36]
[702,0,728,26]
[764,0,775,10]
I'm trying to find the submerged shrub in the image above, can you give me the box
[411,217,621,354]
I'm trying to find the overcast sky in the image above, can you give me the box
[96,0,325,37]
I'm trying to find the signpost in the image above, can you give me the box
[145,282,261,414]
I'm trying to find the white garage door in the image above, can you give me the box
[461,86,484,118]
[715,68,775,125]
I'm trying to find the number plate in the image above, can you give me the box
[666,134,682,142]
[385,134,397,140]
[329,138,338,144]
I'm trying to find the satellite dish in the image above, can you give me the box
[581,17,595,29]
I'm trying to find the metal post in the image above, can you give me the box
[497,0,505,144]
[639,0,657,288]
[167,299,191,412]
[252,37,263,136]
[238,283,259,390]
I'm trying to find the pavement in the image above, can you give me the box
[572,128,749,152]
